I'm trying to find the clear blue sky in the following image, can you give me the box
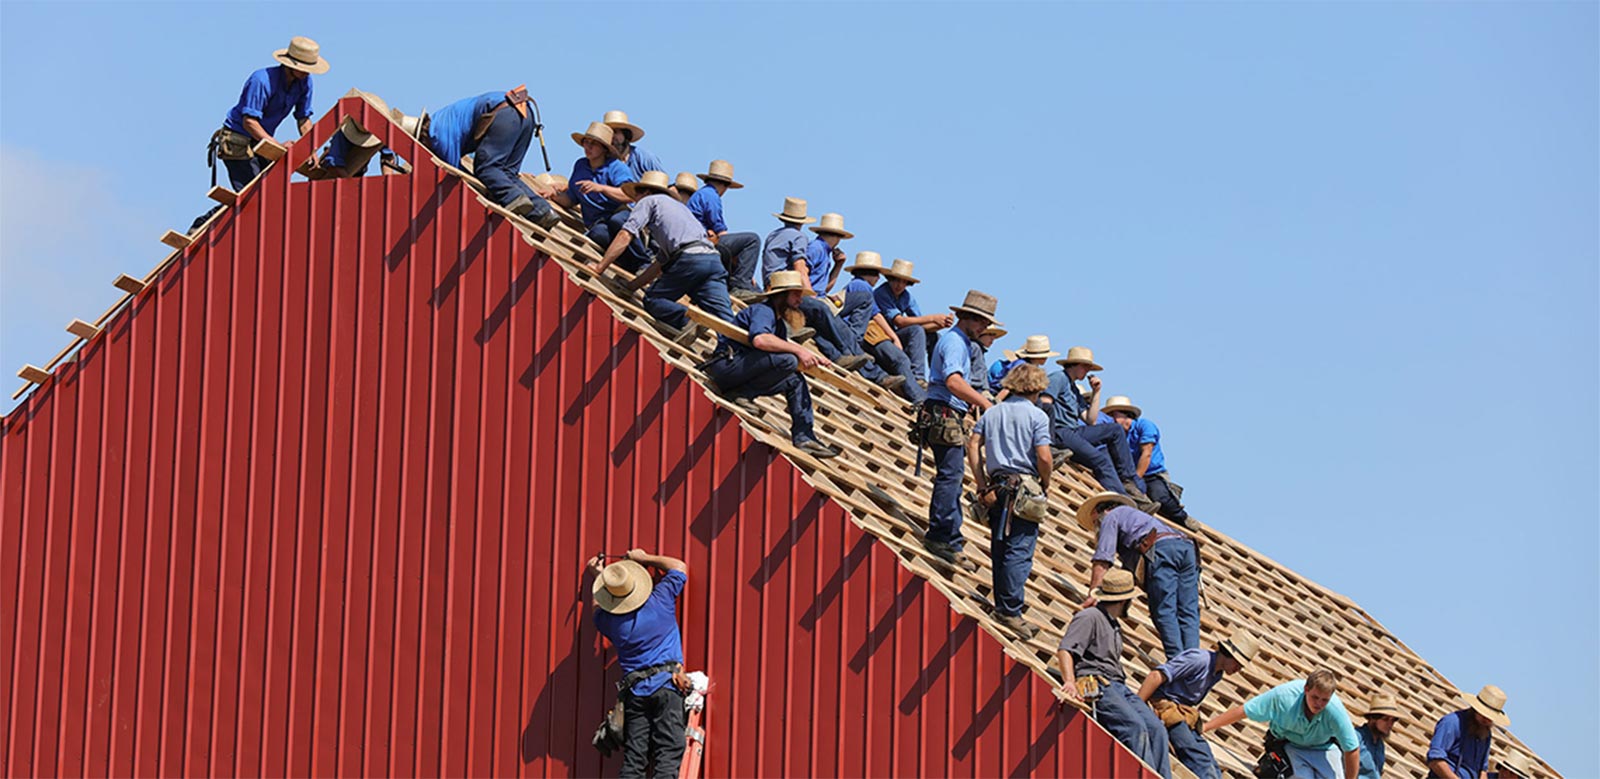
[3,1,1594,772]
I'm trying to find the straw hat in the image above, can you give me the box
[949,290,1002,325]
[571,121,615,149]
[530,172,560,191]
[1057,346,1104,372]
[1001,350,1018,362]
[1498,753,1537,779]
[391,107,430,140]
[1363,693,1404,719]
[338,118,383,149]
[1219,630,1260,663]
[602,110,645,142]
[774,197,817,224]
[621,170,673,200]
[1093,569,1139,602]
[809,213,854,239]
[981,325,1008,339]
[698,159,744,189]
[844,251,886,274]
[1075,491,1133,531]
[1101,395,1142,418]
[672,172,700,194]
[592,560,653,614]
[761,270,816,299]
[1015,335,1060,360]
[1463,684,1510,727]
[273,36,330,75]
[883,258,921,284]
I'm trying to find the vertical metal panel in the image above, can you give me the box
[0,97,1149,779]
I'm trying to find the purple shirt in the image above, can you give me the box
[1153,648,1223,706]
[1093,505,1167,565]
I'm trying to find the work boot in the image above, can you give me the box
[877,374,907,393]
[1050,447,1071,470]
[835,354,871,372]
[788,326,816,342]
[795,437,841,459]
[996,613,1039,640]
[1123,482,1162,515]
[652,319,699,347]
[1181,517,1202,532]
[923,539,980,573]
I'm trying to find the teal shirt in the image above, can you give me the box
[1242,679,1360,752]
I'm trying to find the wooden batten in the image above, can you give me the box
[66,319,100,340]
[206,186,238,207]
[159,230,193,250]
[17,364,51,384]
[114,274,149,294]
[254,138,288,161]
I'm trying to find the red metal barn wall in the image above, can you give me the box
[0,98,1148,778]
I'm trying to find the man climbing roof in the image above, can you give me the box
[421,86,560,228]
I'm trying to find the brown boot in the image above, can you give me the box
[996,613,1039,640]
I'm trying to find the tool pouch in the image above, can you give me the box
[591,699,625,756]
[1150,698,1201,729]
[214,128,254,161]
[914,404,968,448]
[1254,734,1294,779]
[863,317,893,346]
[1010,474,1048,522]
[1074,675,1104,701]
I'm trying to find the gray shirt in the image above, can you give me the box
[973,396,1051,476]
[1059,605,1125,682]
[622,194,713,258]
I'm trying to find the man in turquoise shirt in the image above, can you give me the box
[1203,670,1361,779]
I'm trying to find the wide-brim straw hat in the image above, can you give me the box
[699,159,744,189]
[1101,395,1142,418]
[672,172,700,194]
[1363,693,1404,719]
[1498,753,1537,779]
[390,108,430,140]
[1015,335,1060,360]
[338,118,384,149]
[883,258,920,284]
[1219,630,1260,663]
[774,196,816,224]
[809,212,854,239]
[980,325,1008,339]
[622,170,673,200]
[844,251,886,274]
[1463,685,1511,727]
[950,290,1002,325]
[761,270,816,299]
[572,121,615,149]
[602,110,645,142]
[1075,491,1133,532]
[1001,349,1018,362]
[1093,568,1139,602]
[274,36,330,74]
[592,560,653,614]
[1057,346,1104,372]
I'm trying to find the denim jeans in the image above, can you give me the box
[797,296,886,382]
[985,490,1039,617]
[473,106,552,221]
[1285,744,1340,779]
[870,340,925,402]
[1145,471,1189,522]
[1095,680,1172,779]
[926,439,966,550]
[643,253,733,330]
[588,210,653,273]
[1168,722,1221,779]
[1052,424,1126,494]
[620,685,686,779]
[191,153,268,231]
[895,324,929,382]
[1145,537,1201,659]
[715,232,762,293]
[704,349,815,443]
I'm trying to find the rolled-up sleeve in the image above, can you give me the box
[238,71,269,119]
[1425,713,1458,762]
[1092,515,1121,563]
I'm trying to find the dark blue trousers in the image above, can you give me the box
[1167,721,1221,779]
[715,232,762,293]
[797,297,886,381]
[471,106,553,222]
[588,210,654,273]
[895,324,929,383]
[644,253,733,329]
[870,340,925,402]
[1145,537,1201,658]
[1095,681,1172,779]
[704,349,816,443]
[1053,422,1142,493]
[985,486,1039,617]
[1145,472,1189,522]
[926,439,966,550]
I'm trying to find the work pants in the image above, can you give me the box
[191,153,266,231]
[715,232,761,293]
[985,488,1039,617]
[643,253,733,330]
[1167,722,1221,779]
[1145,537,1201,659]
[1053,422,1142,493]
[703,350,816,443]
[870,340,925,402]
[1284,744,1341,779]
[1145,471,1189,522]
[895,324,929,382]
[619,685,686,779]
[589,210,653,273]
[472,105,555,222]
[1094,680,1172,779]
[926,437,966,551]
[797,297,887,382]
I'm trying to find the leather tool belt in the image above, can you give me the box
[1151,698,1201,729]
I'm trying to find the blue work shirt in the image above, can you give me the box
[623,145,665,179]
[1426,710,1492,779]
[424,91,503,169]
[686,186,728,233]
[805,237,837,293]
[874,286,923,326]
[1093,505,1171,570]
[717,301,787,353]
[969,342,991,393]
[593,568,687,697]
[990,358,1022,390]
[1127,417,1167,476]
[1045,370,1089,431]
[1356,723,1386,779]
[973,397,1051,476]
[761,225,809,284]
[1242,679,1360,752]
[1153,648,1224,707]
[927,328,974,412]
[223,66,313,136]
[568,157,638,228]
[836,277,879,340]
[622,194,714,258]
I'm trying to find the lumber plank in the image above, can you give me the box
[159,230,192,250]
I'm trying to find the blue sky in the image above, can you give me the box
[2,1,1595,772]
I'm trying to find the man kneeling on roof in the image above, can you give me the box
[550,122,653,272]
[1102,395,1195,529]
[593,170,734,343]
[873,260,951,386]
[1425,685,1509,779]
[918,291,1001,571]
[1137,630,1260,779]
[1046,347,1157,509]
[1077,491,1200,660]
[1056,568,1173,779]
[686,160,763,303]
[587,549,692,779]
[968,363,1053,638]
[419,87,560,229]
[760,198,879,377]
[1204,669,1362,779]
[833,252,917,399]
[1354,693,1403,779]
[702,271,840,459]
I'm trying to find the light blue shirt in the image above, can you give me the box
[621,194,714,257]
[1356,723,1386,779]
[1093,504,1169,568]
[762,224,809,284]
[1045,370,1088,431]
[568,157,638,228]
[1243,679,1360,752]
[972,397,1051,476]
[623,145,664,178]
[927,328,974,412]
[805,237,836,293]
[223,66,313,136]
[874,286,923,325]
[686,185,727,233]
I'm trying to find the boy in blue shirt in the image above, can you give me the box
[1102,396,1193,528]
[834,252,918,399]
[603,110,665,179]
[685,160,762,300]
[1203,670,1361,779]
[873,259,950,384]
[1353,694,1402,779]
[552,122,653,272]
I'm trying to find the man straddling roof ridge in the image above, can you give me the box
[586,548,692,779]
[603,110,665,179]
[873,259,951,386]
[686,160,763,302]
[918,290,1000,571]
[1203,669,1361,779]
[1055,569,1173,779]
[421,86,560,229]
[1354,693,1402,779]
[1045,347,1157,508]
[1425,685,1509,779]
[701,271,841,460]
[833,252,918,400]
[759,199,877,376]
[551,122,652,272]
[191,36,327,231]
[1102,395,1195,530]
[968,364,1053,638]
[593,171,734,342]
[1076,491,1200,660]
[1137,631,1260,779]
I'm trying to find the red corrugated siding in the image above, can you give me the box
[0,97,1150,778]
